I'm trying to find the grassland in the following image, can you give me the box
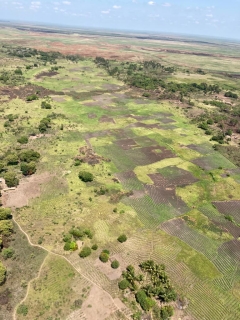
[0,25,239,320]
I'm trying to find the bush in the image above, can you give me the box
[6,153,19,165]
[224,91,238,99]
[20,162,36,176]
[111,260,119,269]
[41,101,52,109]
[17,136,28,144]
[117,234,127,243]
[64,241,78,251]
[4,172,19,187]
[79,246,91,258]
[26,94,38,101]
[19,150,40,163]
[78,171,94,182]
[136,290,155,311]
[118,279,130,290]
[2,247,14,259]
[102,249,110,255]
[0,261,6,285]
[91,244,98,250]
[0,208,12,220]
[99,252,109,263]
[15,68,23,75]
[160,306,174,320]
[0,220,13,236]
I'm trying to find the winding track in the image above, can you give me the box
[12,216,130,320]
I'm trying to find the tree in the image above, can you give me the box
[6,154,19,165]
[4,172,19,187]
[0,208,12,220]
[2,247,14,259]
[135,290,155,311]
[20,162,37,176]
[78,171,94,182]
[79,246,91,258]
[0,261,6,285]
[111,260,120,269]
[0,220,13,236]
[26,94,38,101]
[19,150,40,163]
[160,306,174,320]
[99,252,109,263]
[17,136,28,144]
[41,101,52,109]
[118,279,130,290]
[91,244,98,250]
[117,234,127,243]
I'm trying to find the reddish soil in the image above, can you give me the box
[149,168,198,187]
[213,220,240,238]
[212,200,240,224]
[99,115,115,124]
[0,84,62,101]
[140,146,175,163]
[35,71,58,79]
[2,173,53,208]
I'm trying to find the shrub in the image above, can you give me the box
[41,101,52,109]
[64,241,78,251]
[0,261,6,285]
[102,249,110,255]
[111,260,119,269]
[26,94,38,101]
[117,234,127,243]
[19,150,40,163]
[91,244,98,250]
[6,153,19,165]
[118,279,130,290]
[0,220,13,236]
[17,136,28,144]
[79,246,91,258]
[224,91,238,99]
[2,247,14,259]
[4,172,19,187]
[20,162,36,176]
[0,208,12,220]
[78,171,94,182]
[160,305,174,320]
[136,290,155,311]
[99,252,109,263]
[15,68,23,75]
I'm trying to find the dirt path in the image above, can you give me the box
[12,216,129,320]
[13,254,49,320]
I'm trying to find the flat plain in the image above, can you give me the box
[0,24,240,320]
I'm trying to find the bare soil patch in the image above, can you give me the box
[219,240,240,262]
[35,71,58,79]
[0,84,62,101]
[213,220,240,238]
[88,113,97,119]
[94,258,121,281]
[2,172,53,208]
[75,146,110,165]
[51,95,66,102]
[212,200,240,224]
[140,146,176,163]
[99,115,115,124]
[81,285,118,320]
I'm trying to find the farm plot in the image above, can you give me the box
[212,200,240,224]
[192,153,236,171]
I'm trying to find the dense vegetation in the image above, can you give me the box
[118,261,177,319]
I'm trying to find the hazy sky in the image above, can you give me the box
[1,0,240,39]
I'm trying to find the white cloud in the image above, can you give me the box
[113,5,121,9]
[162,2,171,7]
[62,1,70,4]
[30,1,41,10]
[101,10,110,14]
[148,1,154,5]
[206,14,213,17]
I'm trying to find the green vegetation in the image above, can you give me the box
[0,261,6,285]
[111,260,120,269]
[117,234,127,243]
[79,246,91,258]
[99,251,109,263]
[78,171,94,182]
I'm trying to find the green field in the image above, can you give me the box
[0,25,240,320]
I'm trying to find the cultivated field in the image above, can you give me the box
[0,24,240,320]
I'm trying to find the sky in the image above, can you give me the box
[0,0,240,40]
